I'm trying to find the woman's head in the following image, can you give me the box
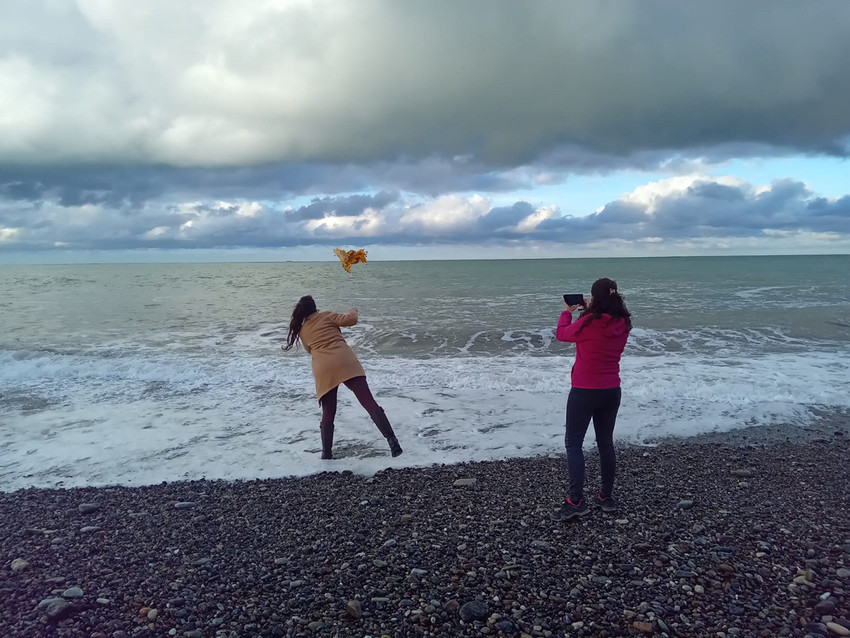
[295,295,316,316]
[581,277,631,330]
[283,295,318,351]
[590,278,619,306]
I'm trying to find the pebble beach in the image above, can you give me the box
[2,423,849,638]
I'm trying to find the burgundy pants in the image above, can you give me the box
[320,376,380,426]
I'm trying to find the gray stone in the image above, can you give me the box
[453,478,478,487]
[80,526,101,533]
[827,623,850,637]
[836,568,850,578]
[38,597,62,609]
[78,503,101,514]
[814,598,836,614]
[346,599,362,619]
[62,586,84,598]
[530,540,551,549]
[459,600,488,622]
[676,500,694,509]
[45,598,74,620]
[174,502,196,509]
[731,468,754,477]
[10,558,29,572]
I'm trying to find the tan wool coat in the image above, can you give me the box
[299,309,366,402]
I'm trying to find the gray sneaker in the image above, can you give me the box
[553,498,590,521]
[595,492,618,513]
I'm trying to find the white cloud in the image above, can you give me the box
[516,205,559,232]
[400,195,490,232]
[621,174,745,212]
[306,208,385,237]
[143,226,170,239]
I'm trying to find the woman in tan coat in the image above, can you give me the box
[283,295,402,460]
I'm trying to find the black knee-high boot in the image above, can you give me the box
[320,421,334,460]
[370,407,403,457]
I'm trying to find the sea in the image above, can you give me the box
[1,255,849,490]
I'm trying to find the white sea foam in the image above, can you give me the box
[2,344,849,490]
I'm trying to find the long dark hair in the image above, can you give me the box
[579,278,632,332]
[283,295,317,351]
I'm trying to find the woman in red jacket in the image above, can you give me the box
[554,278,631,520]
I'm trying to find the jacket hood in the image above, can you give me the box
[594,313,630,337]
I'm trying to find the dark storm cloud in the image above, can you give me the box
[287,192,401,222]
[1,1,849,170]
[0,160,531,214]
[477,202,537,231]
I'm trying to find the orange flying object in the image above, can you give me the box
[333,248,368,273]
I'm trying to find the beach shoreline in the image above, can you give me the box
[1,422,848,637]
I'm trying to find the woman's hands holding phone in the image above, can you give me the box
[562,296,590,312]
[563,298,581,312]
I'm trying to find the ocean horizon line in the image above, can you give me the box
[1,251,848,267]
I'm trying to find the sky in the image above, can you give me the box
[1,0,849,263]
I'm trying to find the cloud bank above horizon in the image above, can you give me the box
[3,175,847,255]
[1,1,849,259]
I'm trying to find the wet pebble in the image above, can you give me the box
[460,600,488,622]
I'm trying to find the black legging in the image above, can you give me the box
[320,376,380,426]
[565,387,621,502]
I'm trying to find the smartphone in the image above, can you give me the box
[563,294,585,306]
